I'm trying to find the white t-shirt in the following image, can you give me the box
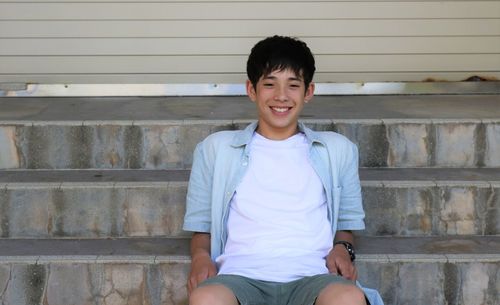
[216,132,333,282]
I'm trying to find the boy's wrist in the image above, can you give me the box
[334,240,356,262]
[191,248,211,260]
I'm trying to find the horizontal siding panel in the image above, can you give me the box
[1,72,498,84]
[1,2,499,20]
[2,37,499,55]
[317,54,500,72]
[2,19,499,38]
[1,55,498,74]
[1,1,498,84]
[3,0,487,2]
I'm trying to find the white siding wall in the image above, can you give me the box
[0,0,499,84]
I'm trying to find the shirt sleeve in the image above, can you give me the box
[183,141,213,233]
[337,141,366,231]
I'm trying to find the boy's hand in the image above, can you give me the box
[326,244,357,281]
[188,252,217,294]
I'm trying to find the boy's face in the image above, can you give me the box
[247,69,314,140]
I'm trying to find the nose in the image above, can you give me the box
[274,86,288,102]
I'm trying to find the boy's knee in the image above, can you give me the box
[316,283,367,305]
[189,284,239,305]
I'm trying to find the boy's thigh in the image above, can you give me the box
[190,283,238,305]
[195,274,361,305]
[286,274,354,305]
[197,274,271,305]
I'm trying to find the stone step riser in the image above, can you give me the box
[2,182,498,238]
[0,260,189,305]
[0,259,497,305]
[362,182,499,236]
[0,183,188,239]
[1,120,499,169]
[356,260,499,305]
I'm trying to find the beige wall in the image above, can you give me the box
[0,0,499,84]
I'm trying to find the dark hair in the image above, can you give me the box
[246,35,316,89]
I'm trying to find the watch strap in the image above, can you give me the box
[334,240,356,262]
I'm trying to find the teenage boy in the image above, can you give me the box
[183,36,372,305]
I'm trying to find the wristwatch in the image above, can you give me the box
[334,241,356,262]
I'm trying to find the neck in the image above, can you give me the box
[256,124,299,140]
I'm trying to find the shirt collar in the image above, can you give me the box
[230,121,325,148]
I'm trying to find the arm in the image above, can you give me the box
[184,142,217,293]
[326,230,358,281]
[326,140,364,281]
[188,232,217,294]
[183,142,213,233]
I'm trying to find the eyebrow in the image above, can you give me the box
[263,75,303,81]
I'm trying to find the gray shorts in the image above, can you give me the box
[198,273,362,305]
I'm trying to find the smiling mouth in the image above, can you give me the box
[271,107,291,113]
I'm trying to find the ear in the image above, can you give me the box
[304,82,315,103]
[246,80,257,102]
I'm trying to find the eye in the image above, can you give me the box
[263,83,274,87]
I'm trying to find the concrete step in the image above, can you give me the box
[1,169,498,238]
[1,95,499,169]
[0,236,498,305]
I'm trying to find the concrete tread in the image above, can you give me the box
[0,236,498,259]
[1,168,499,184]
[1,95,500,122]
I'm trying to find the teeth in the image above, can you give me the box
[272,107,289,113]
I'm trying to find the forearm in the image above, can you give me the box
[190,232,211,259]
[188,232,216,293]
[334,230,355,245]
[328,230,358,280]
[334,230,356,264]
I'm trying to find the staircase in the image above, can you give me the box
[0,94,499,305]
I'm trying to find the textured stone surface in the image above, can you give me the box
[2,95,499,122]
[91,125,132,169]
[355,261,399,305]
[398,263,445,304]
[0,265,10,299]
[361,183,499,236]
[485,122,500,167]
[101,264,146,305]
[1,236,498,257]
[2,181,497,238]
[334,121,389,167]
[1,94,498,305]
[362,184,437,236]
[139,122,235,169]
[1,183,188,238]
[51,186,124,237]
[2,264,46,305]
[461,264,491,305]
[438,186,478,235]
[385,122,430,167]
[0,262,190,305]
[46,264,93,305]
[2,187,53,238]
[0,259,497,305]
[122,183,187,237]
[357,261,500,305]
[486,184,500,235]
[3,120,497,169]
[0,126,19,169]
[10,123,237,169]
[437,184,499,236]
[434,122,478,167]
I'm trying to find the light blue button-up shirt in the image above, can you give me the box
[183,121,366,260]
[183,122,384,305]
